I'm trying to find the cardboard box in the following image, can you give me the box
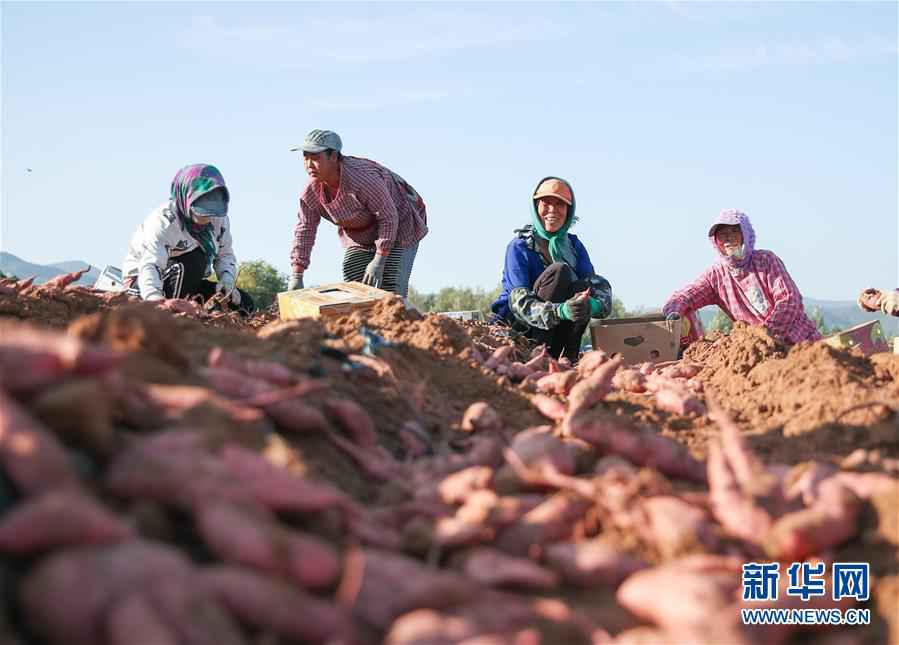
[589,315,682,365]
[277,281,392,320]
[822,320,889,356]
[439,310,486,323]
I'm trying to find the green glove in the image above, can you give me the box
[589,297,605,318]
[559,302,573,321]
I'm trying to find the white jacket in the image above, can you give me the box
[123,202,237,300]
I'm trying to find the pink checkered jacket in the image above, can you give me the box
[290,156,427,272]
[663,210,821,346]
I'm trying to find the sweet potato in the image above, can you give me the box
[654,386,706,416]
[0,390,81,495]
[566,356,623,417]
[569,414,706,483]
[461,401,503,433]
[325,397,377,448]
[200,565,351,644]
[495,493,592,557]
[454,547,559,590]
[20,540,194,645]
[544,539,647,588]
[196,502,340,590]
[0,490,133,553]
[43,268,91,290]
[763,479,861,561]
[616,555,743,630]
[220,444,356,515]
[532,394,567,421]
[437,466,495,505]
[345,548,480,631]
[105,591,179,645]
[208,346,296,386]
[611,368,647,394]
[0,324,121,394]
[576,350,609,378]
[707,441,774,542]
[202,366,328,433]
[485,345,516,370]
[637,495,720,558]
[536,371,578,396]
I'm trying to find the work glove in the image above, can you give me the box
[362,254,388,288]
[288,272,304,291]
[216,276,241,306]
[880,290,899,316]
[559,293,591,324]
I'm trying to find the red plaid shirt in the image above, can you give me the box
[290,156,427,272]
[663,250,821,345]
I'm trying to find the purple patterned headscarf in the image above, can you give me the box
[708,209,756,270]
[169,164,229,260]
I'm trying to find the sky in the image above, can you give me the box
[2,1,897,309]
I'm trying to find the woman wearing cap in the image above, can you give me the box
[662,209,819,348]
[491,177,613,363]
[287,129,428,298]
[122,163,255,312]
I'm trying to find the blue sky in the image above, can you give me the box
[2,1,896,308]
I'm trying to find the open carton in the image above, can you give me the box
[589,314,682,365]
[277,281,392,320]
[822,320,889,356]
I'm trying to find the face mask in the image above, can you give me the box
[723,243,745,259]
[190,189,228,220]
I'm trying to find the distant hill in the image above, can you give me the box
[0,252,99,286]
[696,297,898,337]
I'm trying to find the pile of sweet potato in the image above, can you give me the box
[0,277,895,644]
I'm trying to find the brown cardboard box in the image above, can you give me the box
[589,315,682,365]
[277,281,392,320]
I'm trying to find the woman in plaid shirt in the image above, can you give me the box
[287,130,427,298]
[663,209,820,349]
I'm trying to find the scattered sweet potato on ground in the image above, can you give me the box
[461,401,503,433]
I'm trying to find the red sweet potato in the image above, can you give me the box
[208,346,296,386]
[43,268,91,290]
[495,493,592,557]
[654,386,706,416]
[344,548,481,631]
[20,540,194,645]
[196,502,340,590]
[544,539,647,588]
[437,466,495,505]
[200,565,351,644]
[0,390,81,495]
[455,547,559,590]
[763,479,861,561]
[637,495,720,558]
[325,397,377,448]
[485,345,516,370]
[202,366,328,433]
[566,356,623,417]
[105,591,179,645]
[532,394,567,421]
[0,490,133,553]
[612,368,647,394]
[707,441,774,542]
[220,444,355,515]
[461,401,503,433]
[536,371,578,396]
[576,350,609,378]
[0,325,121,394]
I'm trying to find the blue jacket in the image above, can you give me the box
[491,227,600,322]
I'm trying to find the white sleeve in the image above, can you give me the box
[212,217,238,283]
[136,212,176,300]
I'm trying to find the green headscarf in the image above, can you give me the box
[530,176,577,267]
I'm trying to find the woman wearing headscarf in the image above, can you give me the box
[663,209,819,348]
[491,177,613,363]
[122,163,255,312]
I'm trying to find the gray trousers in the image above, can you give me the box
[342,242,419,298]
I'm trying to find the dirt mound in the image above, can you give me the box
[684,321,786,375]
